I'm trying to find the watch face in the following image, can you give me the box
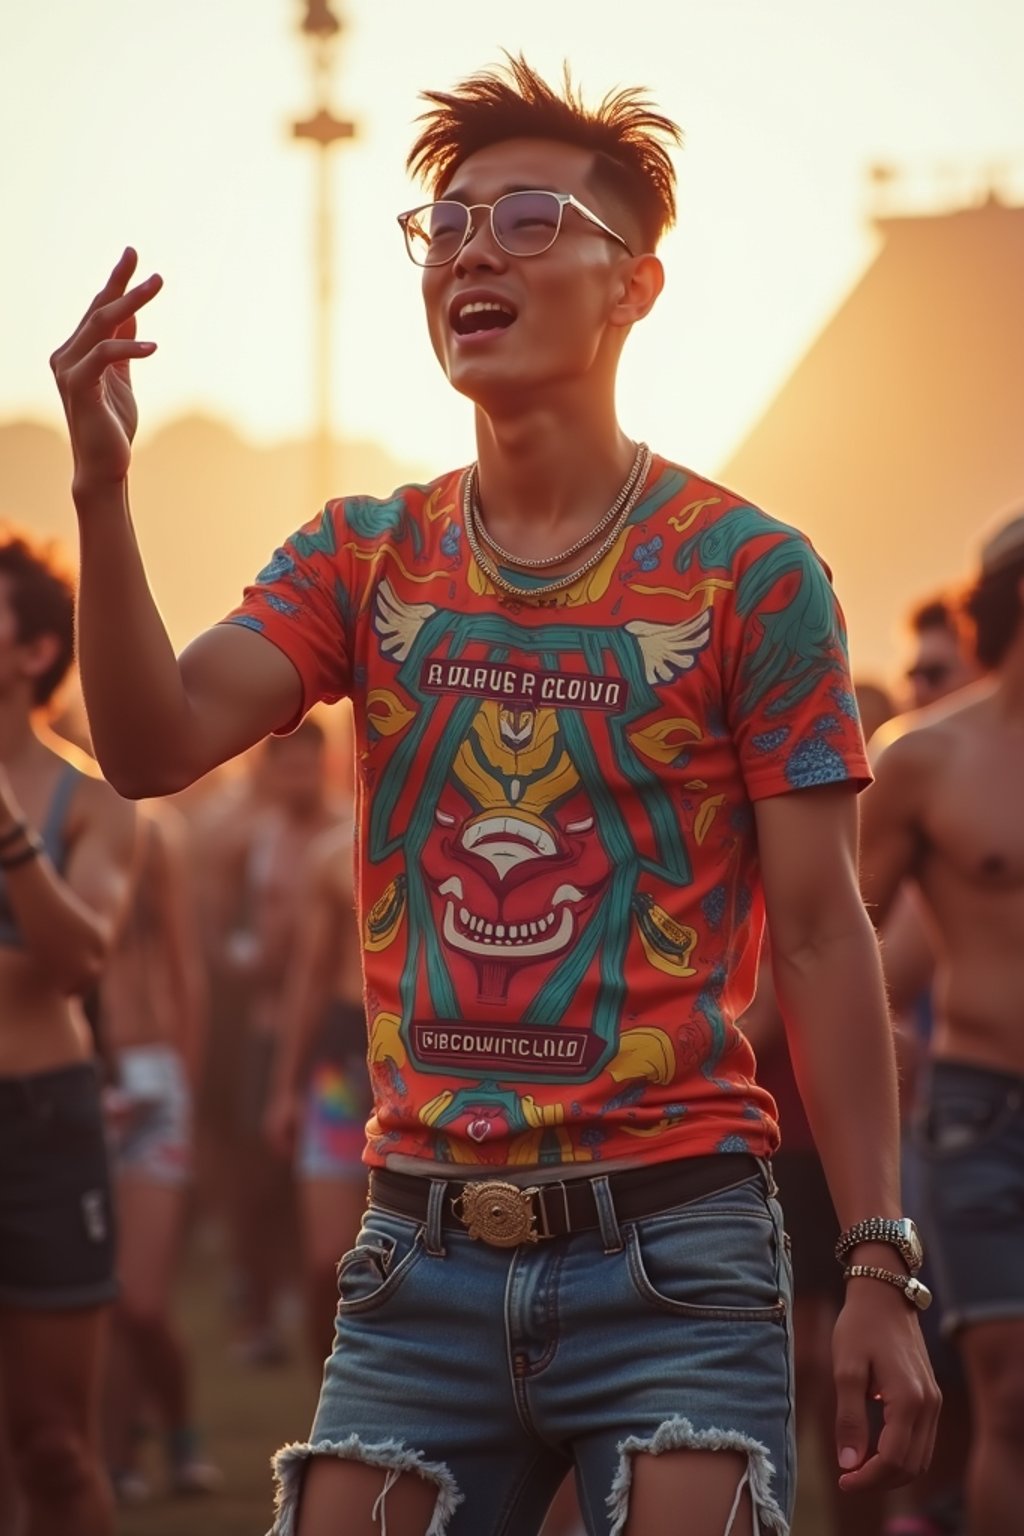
[897,1218,924,1271]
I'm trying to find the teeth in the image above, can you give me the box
[458,300,513,322]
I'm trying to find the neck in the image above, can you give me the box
[0,697,41,766]
[472,402,637,541]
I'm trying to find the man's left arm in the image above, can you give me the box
[755,782,940,1494]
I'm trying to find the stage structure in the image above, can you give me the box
[291,0,357,504]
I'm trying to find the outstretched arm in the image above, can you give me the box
[51,250,302,797]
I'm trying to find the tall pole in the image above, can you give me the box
[291,2,356,504]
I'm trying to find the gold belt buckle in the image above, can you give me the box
[453,1181,541,1248]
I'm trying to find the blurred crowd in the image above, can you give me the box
[0,514,1020,1536]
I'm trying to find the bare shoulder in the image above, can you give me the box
[870,686,987,781]
[140,797,189,848]
[43,734,135,840]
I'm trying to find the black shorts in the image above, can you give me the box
[0,1061,117,1309]
[772,1148,843,1303]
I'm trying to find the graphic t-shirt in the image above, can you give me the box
[224,456,870,1171]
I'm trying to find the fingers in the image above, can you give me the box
[836,1368,942,1495]
[50,250,162,381]
[833,1354,870,1482]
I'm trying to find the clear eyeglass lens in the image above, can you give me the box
[492,192,562,254]
[407,202,470,266]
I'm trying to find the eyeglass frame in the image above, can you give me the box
[396,189,634,267]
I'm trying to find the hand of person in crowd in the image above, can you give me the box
[263,1086,303,1162]
[49,247,162,493]
[831,1281,941,1494]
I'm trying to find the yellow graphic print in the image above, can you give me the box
[632,893,698,977]
[363,876,407,952]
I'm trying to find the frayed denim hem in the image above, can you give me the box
[267,1434,463,1536]
[607,1415,789,1535]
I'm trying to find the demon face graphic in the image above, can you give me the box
[420,700,611,1008]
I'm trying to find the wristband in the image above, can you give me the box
[843,1264,932,1311]
[0,820,27,853]
[0,834,43,871]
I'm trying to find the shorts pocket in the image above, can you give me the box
[336,1212,424,1315]
[916,1084,1022,1160]
[626,1185,787,1321]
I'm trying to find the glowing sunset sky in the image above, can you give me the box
[3,0,1023,479]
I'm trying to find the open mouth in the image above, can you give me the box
[450,298,517,338]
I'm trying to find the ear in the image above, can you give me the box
[19,632,62,694]
[608,253,665,329]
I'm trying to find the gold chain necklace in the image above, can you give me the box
[462,445,653,600]
[473,441,648,570]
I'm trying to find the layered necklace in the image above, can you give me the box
[462,441,652,600]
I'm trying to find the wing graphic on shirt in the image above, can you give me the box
[624,611,712,684]
[373,578,438,662]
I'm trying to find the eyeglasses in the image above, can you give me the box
[397,189,633,267]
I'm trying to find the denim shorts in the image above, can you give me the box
[109,1044,193,1187]
[0,1061,117,1309]
[269,1161,794,1535]
[916,1058,1024,1337]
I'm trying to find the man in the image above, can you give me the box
[861,511,1024,1536]
[869,598,977,1536]
[209,721,341,1365]
[264,811,372,1368]
[51,57,937,1536]
[100,799,220,1499]
[898,596,979,716]
[0,530,135,1536]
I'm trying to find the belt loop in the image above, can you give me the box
[591,1175,623,1253]
[424,1179,448,1257]
[759,1155,778,1201]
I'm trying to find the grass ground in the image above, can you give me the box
[115,1226,830,1536]
[117,1226,315,1536]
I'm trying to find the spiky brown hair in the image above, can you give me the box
[407,54,682,252]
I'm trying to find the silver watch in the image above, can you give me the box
[835,1217,924,1274]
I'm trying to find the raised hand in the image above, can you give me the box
[50,248,162,494]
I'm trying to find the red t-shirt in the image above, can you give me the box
[224,455,870,1171]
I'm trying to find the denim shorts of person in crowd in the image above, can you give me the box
[268,1157,795,1536]
[917,1058,1024,1337]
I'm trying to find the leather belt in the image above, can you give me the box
[368,1153,762,1249]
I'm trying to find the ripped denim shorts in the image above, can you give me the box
[269,1160,795,1535]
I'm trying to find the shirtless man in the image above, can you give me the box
[264,814,370,1365]
[101,799,220,1498]
[0,530,135,1536]
[212,719,341,1362]
[862,510,1024,1536]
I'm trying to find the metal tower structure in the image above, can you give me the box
[291,0,356,502]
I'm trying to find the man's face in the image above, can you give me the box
[419,138,635,408]
[905,625,976,709]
